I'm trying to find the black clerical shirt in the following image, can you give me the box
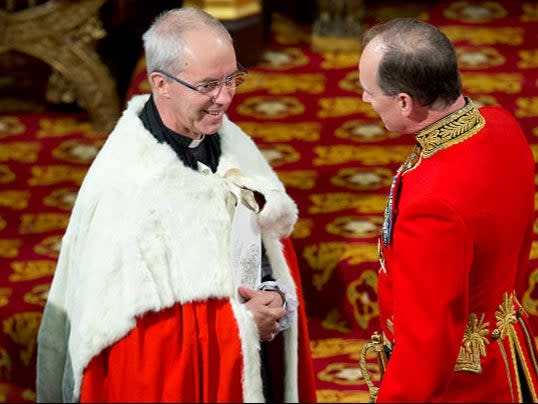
[139,95,221,173]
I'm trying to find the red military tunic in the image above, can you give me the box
[376,99,538,402]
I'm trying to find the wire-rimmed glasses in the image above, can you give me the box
[154,65,248,95]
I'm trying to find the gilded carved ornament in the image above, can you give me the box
[0,1,120,131]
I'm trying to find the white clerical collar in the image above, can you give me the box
[188,134,205,148]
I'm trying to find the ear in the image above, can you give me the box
[150,72,170,97]
[396,93,414,116]
[399,93,430,122]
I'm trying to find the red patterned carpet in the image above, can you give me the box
[1,1,538,402]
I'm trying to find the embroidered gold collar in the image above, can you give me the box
[415,97,485,158]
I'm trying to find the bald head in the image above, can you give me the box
[361,17,461,107]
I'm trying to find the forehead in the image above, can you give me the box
[360,38,385,67]
[181,30,236,74]
[359,42,383,86]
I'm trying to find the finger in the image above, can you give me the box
[237,285,257,300]
[269,306,287,319]
[264,290,284,307]
[266,324,282,341]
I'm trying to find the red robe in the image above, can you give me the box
[80,237,317,403]
[376,102,538,402]
[35,96,314,403]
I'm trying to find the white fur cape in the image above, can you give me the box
[36,94,300,402]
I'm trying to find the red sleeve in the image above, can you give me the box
[515,218,534,297]
[377,199,473,402]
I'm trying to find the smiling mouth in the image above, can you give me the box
[205,110,223,116]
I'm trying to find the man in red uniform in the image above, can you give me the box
[36,7,317,403]
[358,17,538,402]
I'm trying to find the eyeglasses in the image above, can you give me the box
[154,66,248,95]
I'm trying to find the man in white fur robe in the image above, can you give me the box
[36,7,317,403]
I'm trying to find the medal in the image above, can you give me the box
[380,144,421,248]
[381,167,402,247]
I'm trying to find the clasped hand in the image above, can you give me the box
[238,285,286,342]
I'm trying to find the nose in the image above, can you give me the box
[211,83,234,104]
[362,91,371,103]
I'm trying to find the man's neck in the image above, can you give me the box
[410,95,466,134]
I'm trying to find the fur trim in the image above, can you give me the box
[36,94,300,402]
[230,300,264,402]
[222,169,299,239]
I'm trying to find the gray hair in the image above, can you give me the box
[142,7,232,79]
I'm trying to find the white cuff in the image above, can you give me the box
[257,280,298,331]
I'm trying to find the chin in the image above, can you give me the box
[205,123,222,134]
[202,119,224,134]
